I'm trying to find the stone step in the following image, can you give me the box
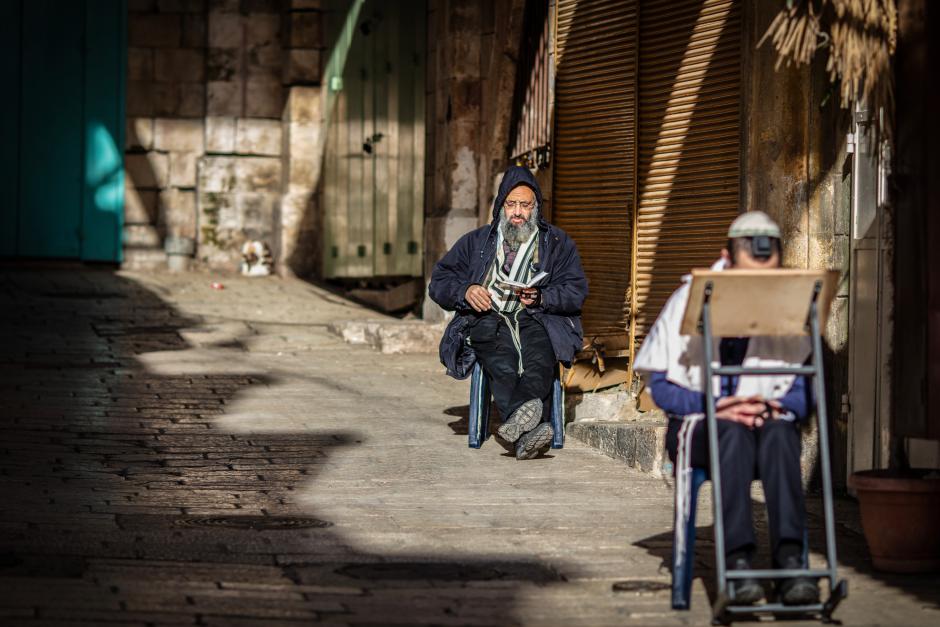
[328,319,446,354]
[566,418,668,477]
[123,224,162,248]
[121,247,167,272]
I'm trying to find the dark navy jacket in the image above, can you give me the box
[428,166,589,379]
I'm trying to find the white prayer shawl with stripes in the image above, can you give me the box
[483,228,538,374]
[486,228,538,313]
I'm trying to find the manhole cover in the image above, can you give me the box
[612,580,671,593]
[175,516,332,530]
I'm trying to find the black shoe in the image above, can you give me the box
[515,423,553,460]
[728,556,764,605]
[497,398,543,443]
[777,555,820,606]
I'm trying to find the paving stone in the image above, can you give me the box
[0,268,936,626]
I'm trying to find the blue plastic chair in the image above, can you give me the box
[467,361,564,449]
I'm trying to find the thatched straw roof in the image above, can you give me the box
[759,0,897,127]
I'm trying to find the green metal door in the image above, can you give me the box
[0,0,126,262]
[323,0,426,279]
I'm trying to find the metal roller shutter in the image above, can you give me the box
[630,0,741,353]
[553,0,637,351]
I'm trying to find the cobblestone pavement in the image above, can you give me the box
[1,267,938,626]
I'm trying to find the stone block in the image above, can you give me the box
[566,390,638,422]
[181,13,207,47]
[178,82,206,117]
[126,117,154,150]
[154,49,205,82]
[126,152,169,189]
[123,223,162,248]
[198,156,236,192]
[122,247,168,271]
[208,48,239,81]
[207,80,243,116]
[157,0,206,11]
[208,0,239,11]
[451,78,482,119]
[289,12,321,48]
[154,118,204,152]
[284,49,320,84]
[234,157,281,192]
[286,158,319,189]
[124,186,158,224]
[236,192,275,235]
[128,48,153,81]
[151,81,181,116]
[246,13,279,45]
[128,13,181,48]
[128,0,156,11]
[241,0,283,12]
[169,151,199,187]
[291,0,322,7]
[235,118,282,156]
[566,420,668,477]
[159,188,198,239]
[447,33,482,80]
[283,86,319,123]
[248,45,282,77]
[279,190,310,229]
[126,80,154,116]
[209,12,241,48]
[205,116,236,153]
[245,77,284,118]
[286,121,318,156]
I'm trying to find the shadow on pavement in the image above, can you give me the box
[0,267,572,625]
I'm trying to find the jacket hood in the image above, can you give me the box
[491,166,544,224]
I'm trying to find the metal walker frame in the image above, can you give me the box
[697,279,848,624]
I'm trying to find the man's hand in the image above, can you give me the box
[715,395,769,429]
[517,287,540,307]
[465,285,492,312]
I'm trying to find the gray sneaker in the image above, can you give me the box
[515,423,553,460]
[497,398,543,443]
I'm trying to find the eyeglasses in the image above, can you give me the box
[504,200,535,210]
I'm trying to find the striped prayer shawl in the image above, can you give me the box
[482,228,539,375]
[486,229,538,313]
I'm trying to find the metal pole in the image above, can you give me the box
[701,283,728,602]
[809,281,840,589]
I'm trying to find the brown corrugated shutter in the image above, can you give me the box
[553,0,637,351]
[630,0,741,351]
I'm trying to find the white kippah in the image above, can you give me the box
[727,211,781,239]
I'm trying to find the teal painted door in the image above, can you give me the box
[0,0,126,262]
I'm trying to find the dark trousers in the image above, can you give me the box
[468,310,555,421]
[666,417,806,561]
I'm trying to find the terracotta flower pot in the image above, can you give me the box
[849,468,940,573]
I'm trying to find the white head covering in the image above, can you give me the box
[727,211,781,239]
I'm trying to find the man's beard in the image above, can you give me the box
[499,206,539,251]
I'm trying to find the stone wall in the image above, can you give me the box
[123,0,323,273]
[422,0,525,321]
[742,0,854,487]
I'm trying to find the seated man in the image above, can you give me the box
[634,211,819,605]
[429,166,588,459]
